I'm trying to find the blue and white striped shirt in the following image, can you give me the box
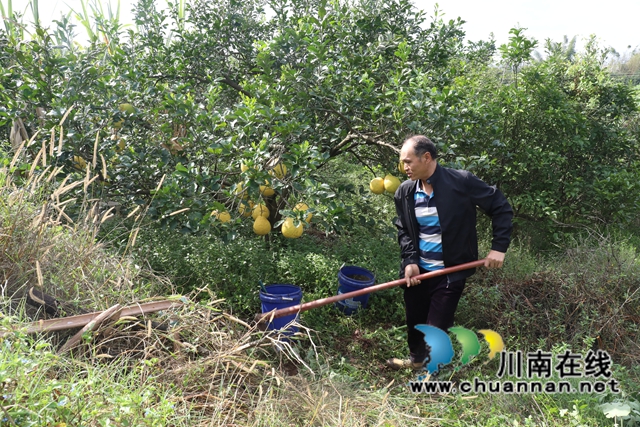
[415,180,443,271]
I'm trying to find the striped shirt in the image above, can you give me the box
[414,180,443,271]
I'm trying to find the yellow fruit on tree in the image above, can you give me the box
[294,202,312,223]
[72,155,87,171]
[240,162,249,172]
[235,182,248,199]
[253,216,271,235]
[369,177,385,194]
[238,201,254,217]
[281,217,304,238]
[260,184,275,197]
[270,163,287,179]
[211,210,231,223]
[398,161,406,174]
[118,103,135,114]
[251,203,270,220]
[384,174,401,193]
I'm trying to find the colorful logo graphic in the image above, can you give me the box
[415,325,504,374]
[478,329,505,359]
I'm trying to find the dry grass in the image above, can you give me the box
[1,128,292,424]
[0,140,158,315]
[467,236,640,368]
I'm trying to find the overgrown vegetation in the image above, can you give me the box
[1,0,639,425]
[2,159,639,425]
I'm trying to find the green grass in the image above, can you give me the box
[0,332,189,425]
[2,329,636,426]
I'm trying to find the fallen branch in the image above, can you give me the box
[57,304,122,354]
[0,300,183,337]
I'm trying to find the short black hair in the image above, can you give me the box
[404,135,437,159]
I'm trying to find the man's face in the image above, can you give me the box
[400,141,430,181]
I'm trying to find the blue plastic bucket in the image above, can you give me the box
[335,266,376,315]
[260,284,303,334]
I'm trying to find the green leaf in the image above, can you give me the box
[600,402,631,418]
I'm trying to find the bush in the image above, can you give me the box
[134,222,401,316]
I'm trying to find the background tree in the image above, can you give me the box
[471,33,640,232]
[609,49,640,85]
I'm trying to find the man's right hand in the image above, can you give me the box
[404,264,421,287]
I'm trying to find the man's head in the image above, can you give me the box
[400,135,438,181]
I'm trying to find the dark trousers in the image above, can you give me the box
[403,273,466,362]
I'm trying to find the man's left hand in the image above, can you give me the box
[484,250,505,269]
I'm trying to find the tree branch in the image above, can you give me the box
[219,75,252,97]
[149,72,252,97]
[348,149,377,176]
[360,134,401,153]
[329,132,400,158]
[330,133,358,157]
[313,107,354,133]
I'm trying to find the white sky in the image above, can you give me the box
[9,0,640,55]
[416,0,639,55]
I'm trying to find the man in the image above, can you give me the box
[387,135,513,370]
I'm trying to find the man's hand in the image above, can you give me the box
[404,264,421,287]
[485,250,505,269]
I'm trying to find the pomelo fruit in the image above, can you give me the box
[282,217,303,238]
[384,175,401,193]
[253,216,271,235]
[370,177,385,194]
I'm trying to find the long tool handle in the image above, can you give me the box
[255,259,486,323]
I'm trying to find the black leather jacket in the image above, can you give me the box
[394,163,513,282]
